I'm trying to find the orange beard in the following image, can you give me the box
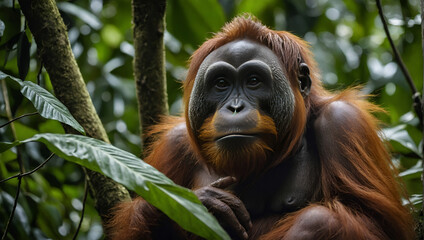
[198,112,277,180]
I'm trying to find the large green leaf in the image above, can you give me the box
[22,133,229,240]
[0,71,85,134]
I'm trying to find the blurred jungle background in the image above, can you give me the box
[0,0,422,239]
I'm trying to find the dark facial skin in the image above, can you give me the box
[188,39,295,146]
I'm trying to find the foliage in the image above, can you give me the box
[0,0,422,239]
[0,72,85,135]
[0,132,229,240]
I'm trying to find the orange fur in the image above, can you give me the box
[314,89,414,239]
[108,16,414,240]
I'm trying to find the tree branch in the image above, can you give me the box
[132,0,168,151]
[376,0,422,123]
[17,0,130,226]
[72,178,88,240]
[1,176,22,240]
[0,112,38,129]
[0,153,54,184]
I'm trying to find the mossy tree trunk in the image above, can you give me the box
[18,0,131,227]
[132,0,169,151]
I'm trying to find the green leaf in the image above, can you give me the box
[14,122,38,141]
[19,81,86,134]
[0,71,85,134]
[0,71,20,82]
[17,31,30,80]
[399,160,422,179]
[407,194,423,206]
[0,141,19,153]
[382,124,420,156]
[22,133,230,240]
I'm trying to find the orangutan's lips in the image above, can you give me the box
[215,134,257,142]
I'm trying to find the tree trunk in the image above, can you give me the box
[18,0,130,226]
[132,0,168,151]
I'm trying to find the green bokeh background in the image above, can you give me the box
[0,0,422,239]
